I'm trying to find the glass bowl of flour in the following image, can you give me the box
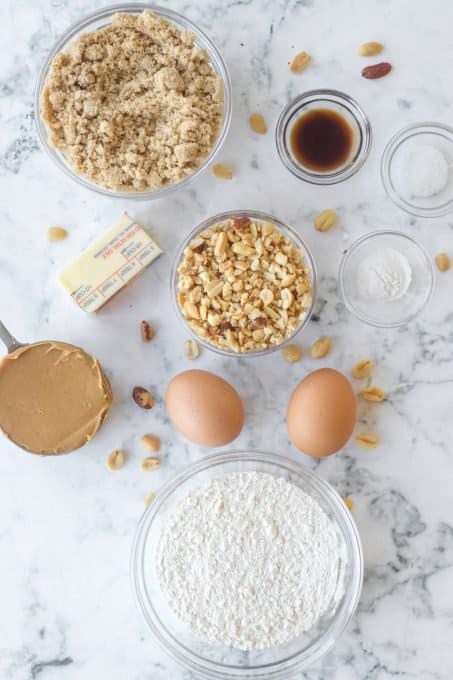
[131,451,363,678]
[339,230,434,328]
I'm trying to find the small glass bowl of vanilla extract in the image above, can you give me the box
[276,90,372,185]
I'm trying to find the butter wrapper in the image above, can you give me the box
[58,213,162,313]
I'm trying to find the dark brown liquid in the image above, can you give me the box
[290,108,353,172]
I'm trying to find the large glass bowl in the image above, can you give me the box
[171,210,317,357]
[34,4,232,200]
[131,451,363,679]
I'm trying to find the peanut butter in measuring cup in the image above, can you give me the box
[0,331,112,455]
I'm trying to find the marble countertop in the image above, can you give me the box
[1,0,453,678]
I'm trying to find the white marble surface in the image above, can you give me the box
[1,0,453,678]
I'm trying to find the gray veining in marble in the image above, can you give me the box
[1,0,453,678]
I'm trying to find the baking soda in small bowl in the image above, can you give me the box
[339,230,434,328]
[357,248,412,302]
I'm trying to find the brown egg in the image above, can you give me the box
[166,369,244,447]
[287,368,356,457]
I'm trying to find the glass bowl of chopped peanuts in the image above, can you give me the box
[171,210,317,356]
[34,4,232,199]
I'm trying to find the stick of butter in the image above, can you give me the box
[58,213,162,313]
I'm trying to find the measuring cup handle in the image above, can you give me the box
[0,321,23,353]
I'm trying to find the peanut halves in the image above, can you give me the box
[140,320,156,342]
[46,226,68,242]
[435,253,450,272]
[106,449,125,471]
[144,491,156,507]
[140,456,161,472]
[314,209,337,233]
[358,41,384,56]
[355,433,379,449]
[140,434,161,452]
[290,51,311,74]
[352,359,374,379]
[311,337,332,359]
[249,113,267,134]
[132,386,154,410]
[282,344,303,363]
[184,339,200,359]
[360,386,385,402]
[212,163,234,180]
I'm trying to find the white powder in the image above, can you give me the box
[357,247,412,301]
[157,471,345,650]
[404,145,449,198]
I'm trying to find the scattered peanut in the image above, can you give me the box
[314,209,337,233]
[361,62,392,79]
[310,337,332,359]
[144,491,156,507]
[352,359,374,379]
[360,386,385,402]
[355,433,379,449]
[132,386,154,410]
[212,163,234,180]
[282,344,303,363]
[46,226,68,242]
[249,113,268,134]
[290,51,311,74]
[140,320,156,342]
[141,456,161,472]
[344,497,354,511]
[435,252,450,272]
[140,434,160,452]
[106,449,125,471]
[184,338,200,359]
[358,41,384,57]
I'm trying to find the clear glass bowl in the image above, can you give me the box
[131,450,363,679]
[171,210,317,357]
[381,122,453,217]
[275,90,372,185]
[34,4,232,200]
[339,230,434,328]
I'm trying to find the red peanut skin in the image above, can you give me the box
[361,62,392,79]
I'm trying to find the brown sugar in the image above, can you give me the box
[41,11,224,192]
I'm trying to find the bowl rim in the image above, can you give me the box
[33,3,232,201]
[275,89,372,186]
[380,120,453,218]
[131,450,364,679]
[170,209,318,358]
[339,228,435,328]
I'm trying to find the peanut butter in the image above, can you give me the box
[0,341,112,454]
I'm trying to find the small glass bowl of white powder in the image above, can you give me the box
[381,122,453,217]
[339,230,434,328]
[131,450,363,678]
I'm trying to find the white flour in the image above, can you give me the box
[157,471,345,650]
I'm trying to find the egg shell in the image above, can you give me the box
[165,369,244,447]
[287,368,356,457]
